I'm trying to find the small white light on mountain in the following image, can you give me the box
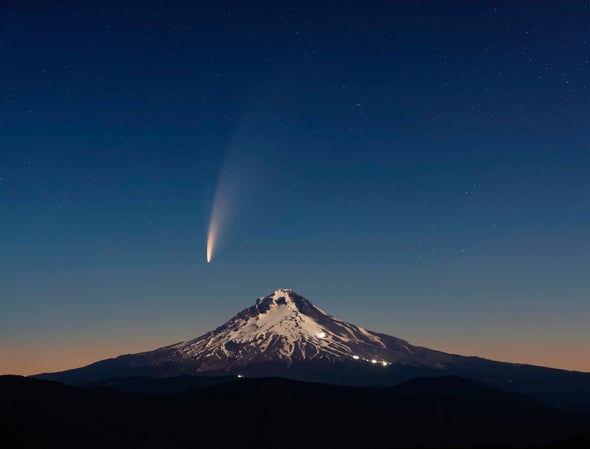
[237,374,244,378]
[371,359,377,364]
[316,332,326,339]
[352,355,360,360]
[382,361,388,367]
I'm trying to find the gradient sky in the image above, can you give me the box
[2,1,589,376]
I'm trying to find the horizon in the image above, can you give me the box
[3,286,589,376]
[2,1,590,376]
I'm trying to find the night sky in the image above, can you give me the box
[2,1,589,375]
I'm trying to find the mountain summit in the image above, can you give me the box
[34,289,590,408]
[35,289,453,382]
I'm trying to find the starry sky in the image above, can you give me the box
[2,1,589,375]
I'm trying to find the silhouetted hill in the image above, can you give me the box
[2,374,589,449]
[81,373,236,395]
[569,399,590,413]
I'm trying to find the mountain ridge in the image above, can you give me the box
[33,288,590,408]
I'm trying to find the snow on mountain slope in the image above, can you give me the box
[34,289,458,382]
[131,288,456,372]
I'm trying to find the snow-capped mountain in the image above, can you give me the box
[36,289,456,382]
[163,288,454,371]
[34,289,590,408]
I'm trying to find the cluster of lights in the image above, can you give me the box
[352,355,389,367]
[311,331,389,367]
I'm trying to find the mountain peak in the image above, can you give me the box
[254,288,314,315]
[35,289,456,382]
[273,288,294,295]
[260,288,297,303]
[158,288,424,371]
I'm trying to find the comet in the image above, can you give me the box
[206,196,223,264]
[206,223,215,263]
[205,156,235,264]
[205,117,261,263]
[206,204,222,263]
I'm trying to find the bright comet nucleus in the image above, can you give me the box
[206,171,231,264]
[206,234,213,263]
[206,211,218,263]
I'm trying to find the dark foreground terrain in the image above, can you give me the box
[2,374,589,449]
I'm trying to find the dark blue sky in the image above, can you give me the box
[2,1,589,374]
